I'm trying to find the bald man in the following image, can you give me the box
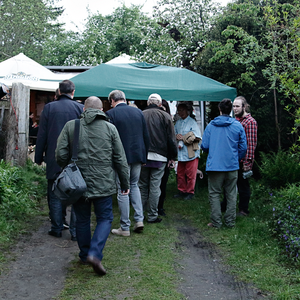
[56,96,130,275]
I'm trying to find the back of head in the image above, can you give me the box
[162,99,170,114]
[235,96,250,113]
[59,80,75,95]
[108,90,126,104]
[55,88,60,100]
[84,96,103,110]
[218,98,232,115]
[147,93,162,106]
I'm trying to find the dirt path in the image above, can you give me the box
[176,224,265,299]
[0,212,266,300]
[0,210,78,300]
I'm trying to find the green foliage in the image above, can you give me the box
[42,5,157,66]
[271,184,300,263]
[258,151,300,188]
[0,0,64,63]
[0,159,46,244]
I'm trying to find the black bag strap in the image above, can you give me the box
[71,119,80,162]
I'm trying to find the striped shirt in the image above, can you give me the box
[236,114,257,169]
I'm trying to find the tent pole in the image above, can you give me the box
[200,101,205,136]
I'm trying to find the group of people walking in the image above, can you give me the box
[34,79,257,276]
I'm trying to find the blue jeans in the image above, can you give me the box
[139,163,166,222]
[73,195,113,262]
[48,179,76,236]
[116,163,144,231]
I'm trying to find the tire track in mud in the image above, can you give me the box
[176,225,268,300]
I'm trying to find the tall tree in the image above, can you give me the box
[194,0,299,152]
[0,0,64,63]
[134,0,221,67]
[42,5,156,66]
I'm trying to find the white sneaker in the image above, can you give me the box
[111,227,130,237]
[133,222,144,233]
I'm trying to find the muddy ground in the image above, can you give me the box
[0,208,267,300]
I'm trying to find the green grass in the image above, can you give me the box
[56,173,300,300]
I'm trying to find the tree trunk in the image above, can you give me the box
[273,88,281,150]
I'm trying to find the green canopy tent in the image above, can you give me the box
[71,62,236,133]
[72,62,236,101]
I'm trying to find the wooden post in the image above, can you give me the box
[6,82,30,166]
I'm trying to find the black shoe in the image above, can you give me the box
[184,193,194,200]
[71,235,77,241]
[147,218,162,224]
[86,256,107,275]
[48,230,62,238]
[173,192,186,199]
[158,209,166,216]
[79,259,89,265]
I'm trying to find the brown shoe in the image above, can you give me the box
[86,256,106,275]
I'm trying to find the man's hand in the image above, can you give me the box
[121,189,130,195]
[168,160,175,168]
[243,165,251,171]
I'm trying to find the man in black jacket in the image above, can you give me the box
[106,90,149,236]
[139,94,177,223]
[35,80,84,239]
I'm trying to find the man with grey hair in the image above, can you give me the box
[106,90,149,236]
[139,93,177,223]
[56,96,130,275]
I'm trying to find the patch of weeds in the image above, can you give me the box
[271,184,300,264]
[0,159,47,271]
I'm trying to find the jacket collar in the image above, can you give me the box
[144,104,164,111]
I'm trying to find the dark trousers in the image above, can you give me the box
[237,169,251,214]
[158,166,170,211]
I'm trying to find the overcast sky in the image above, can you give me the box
[58,0,230,31]
[58,0,158,31]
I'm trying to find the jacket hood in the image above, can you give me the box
[81,108,109,124]
[211,115,235,127]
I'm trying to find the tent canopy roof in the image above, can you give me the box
[0,53,73,92]
[72,62,236,102]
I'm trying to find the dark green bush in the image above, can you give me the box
[0,160,46,219]
[258,151,300,189]
[271,184,300,263]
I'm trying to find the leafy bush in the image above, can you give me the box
[0,159,46,243]
[258,151,300,189]
[271,184,300,263]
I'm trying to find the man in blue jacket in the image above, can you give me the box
[35,80,84,239]
[106,90,149,236]
[201,99,247,228]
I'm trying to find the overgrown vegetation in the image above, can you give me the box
[258,150,300,189]
[271,184,300,263]
[0,159,47,261]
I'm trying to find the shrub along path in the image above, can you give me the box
[0,205,266,300]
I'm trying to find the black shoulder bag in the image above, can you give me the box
[52,119,87,206]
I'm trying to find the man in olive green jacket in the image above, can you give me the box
[56,96,129,275]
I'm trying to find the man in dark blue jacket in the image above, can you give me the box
[106,90,149,236]
[201,99,247,228]
[35,80,84,239]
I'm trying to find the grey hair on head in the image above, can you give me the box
[147,93,162,106]
[108,90,126,103]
